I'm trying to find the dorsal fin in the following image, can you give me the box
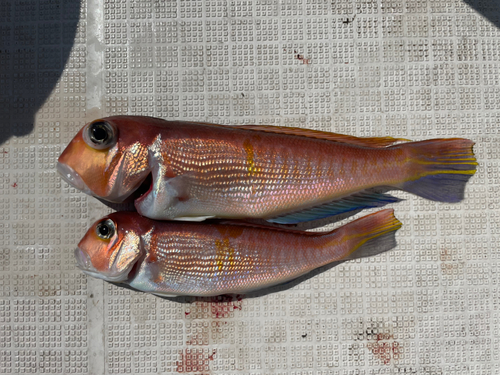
[173,120,410,148]
[230,124,411,148]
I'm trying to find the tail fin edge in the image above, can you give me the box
[399,138,477,203]
[338,209,402,261]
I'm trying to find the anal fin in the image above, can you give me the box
[267,191,402,224]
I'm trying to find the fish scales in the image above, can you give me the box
[157,125,405,218]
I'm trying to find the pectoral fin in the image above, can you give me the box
[134,165,188,220]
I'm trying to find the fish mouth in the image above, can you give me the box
[57,162,93,196]
[75,247,95,271]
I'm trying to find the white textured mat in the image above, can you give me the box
[0,0,499,373]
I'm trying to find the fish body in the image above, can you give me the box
[58,116,477,223]
[75,209,401,296]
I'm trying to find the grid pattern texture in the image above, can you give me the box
[0,0,499,373]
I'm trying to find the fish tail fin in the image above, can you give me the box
[398,138,477,203]
[332,209,402,261]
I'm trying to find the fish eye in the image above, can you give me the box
[84,120,116,150]
[96,219,115,240]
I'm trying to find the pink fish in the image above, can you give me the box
[58,116,477,223]
[75,209,401,296]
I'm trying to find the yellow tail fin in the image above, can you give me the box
[399,138,477,203]
[336,209,402,261]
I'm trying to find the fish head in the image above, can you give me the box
[75,212,147,282]
[57,116,152,203]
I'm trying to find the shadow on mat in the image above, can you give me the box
[0,0,82,145]
[462,1,500,30]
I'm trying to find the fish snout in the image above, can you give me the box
[57,161,93,195]
[74,247,95,271]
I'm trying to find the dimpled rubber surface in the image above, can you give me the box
[0,0,499,373]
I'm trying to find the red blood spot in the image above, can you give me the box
[2,151,7,154]
[176,349,210,373]
[295,54,311,65]
[184,311,190,316]
[187,295,244,319]
[364,331,400,365]
[376,333,392,341]
[209,295,243,318]
[208,350,216,361]
[367,341,400,365]
[12,183,17,188]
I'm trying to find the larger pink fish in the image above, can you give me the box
[75,209,401,296]
[58,116,477,223]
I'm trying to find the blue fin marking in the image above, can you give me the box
[267,192,402,225]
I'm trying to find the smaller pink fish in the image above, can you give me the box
[75,209,401,297]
